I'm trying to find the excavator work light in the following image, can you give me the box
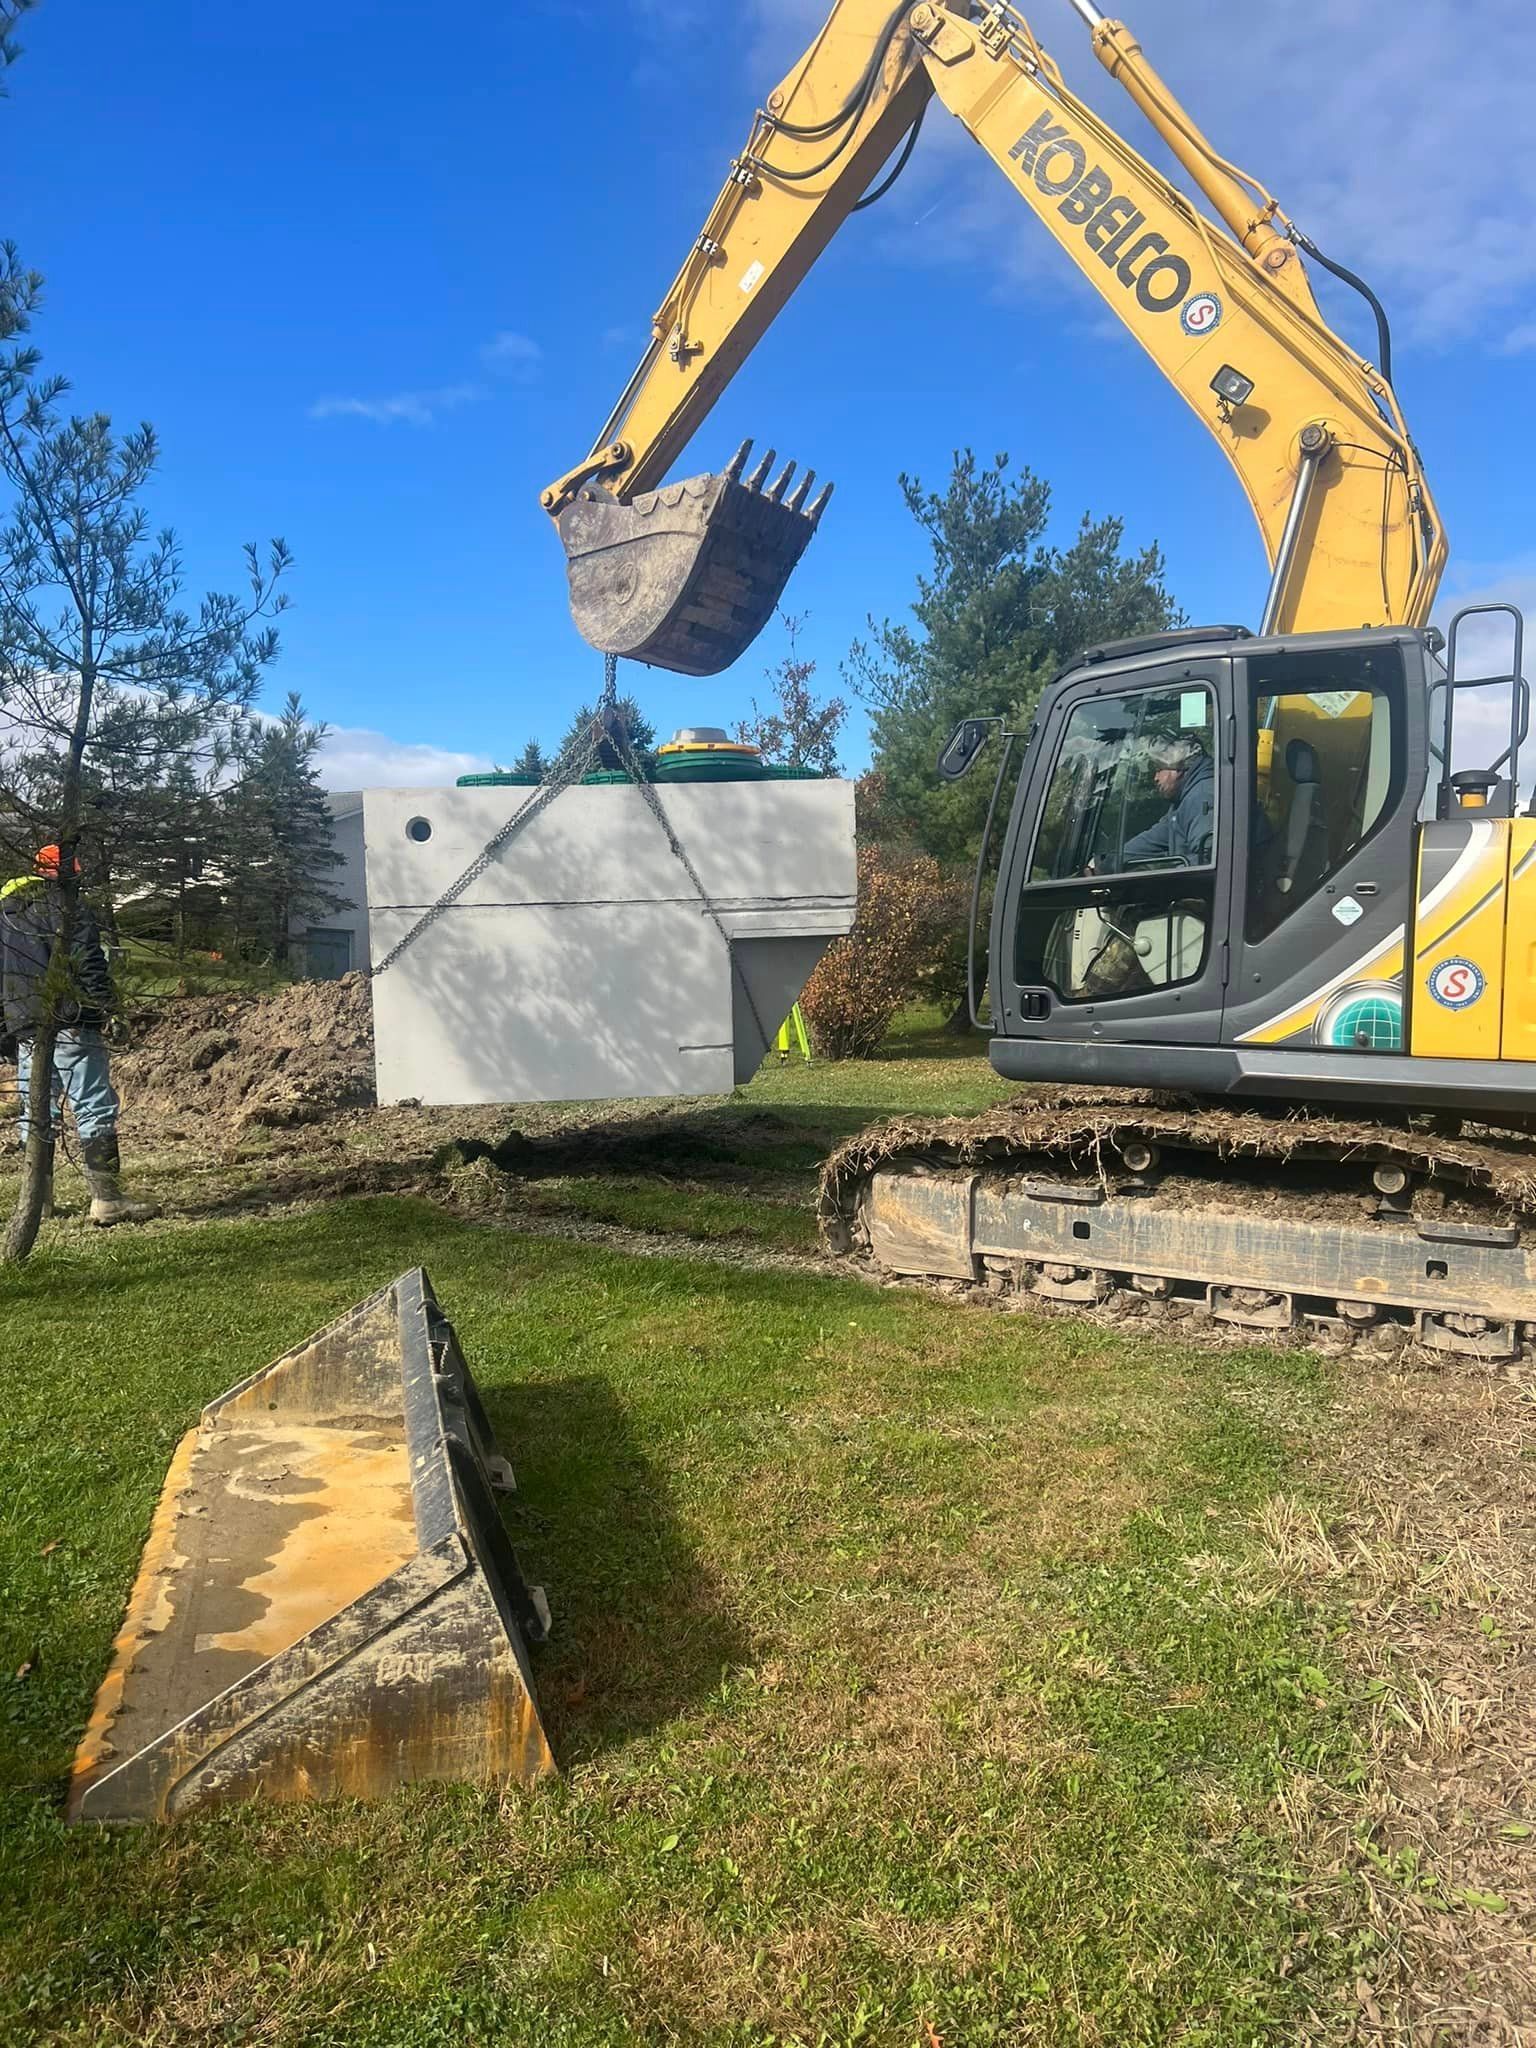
[1210,364,1256,407]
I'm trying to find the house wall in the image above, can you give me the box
[292,792,371,978]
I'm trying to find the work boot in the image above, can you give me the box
[81,1135,159,1227]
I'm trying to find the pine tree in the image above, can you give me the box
[223,695,343,966]
[510,738,548,778]
[0,2,34,92]
[556,694,656,775]
[848,451,1179,869]
[0,318,289,1260]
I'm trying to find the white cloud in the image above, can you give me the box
[318,724,495,790]
[481,330,543,380]
[1436,558,1536,678]
[308,382,486,428]
[310,332,543,425]
[714,0,1536,352]
[1430,559,1535,793]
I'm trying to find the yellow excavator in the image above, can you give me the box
[544,0,1536,1362]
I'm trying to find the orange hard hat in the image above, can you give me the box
[34,845,80,876]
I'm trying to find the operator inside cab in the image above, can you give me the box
[1124,734,1215,870]
[1071,732,1217,1001]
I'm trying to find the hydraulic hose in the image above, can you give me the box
[1292,230,1394,387]
[853,99,927,210]
[768,2,913,140]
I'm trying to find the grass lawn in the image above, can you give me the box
[0,1188,1383,2045]
[434,1008,1023,1261]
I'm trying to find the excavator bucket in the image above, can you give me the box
[557,440,832,676]
[68,1268,555,1824]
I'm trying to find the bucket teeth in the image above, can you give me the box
[765,459,796,504]
[745,446,776,492]
[786,469,816,513]
[807,481,836,526]
[723,437,753,482]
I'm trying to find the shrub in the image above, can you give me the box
[799,843,962,1059]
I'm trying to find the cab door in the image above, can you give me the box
[1224,638,1422,1053]
[994,659,1237,1043]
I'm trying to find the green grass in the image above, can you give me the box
[113,934,294,1001]
[744,1004,1019,1127]
[0,1196,1378,2045]
[448,1007,1021,1258]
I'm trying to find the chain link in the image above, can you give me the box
[604,710,773,1061]
[367,655,620,983]
[369,651,774,1067]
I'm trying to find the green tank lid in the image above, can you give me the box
[650,755,826,783]
[456,763,830,790]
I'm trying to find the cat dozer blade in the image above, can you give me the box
[557,440,833,676]
[68,1268,555,1824]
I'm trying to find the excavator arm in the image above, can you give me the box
[543,0,1446,675]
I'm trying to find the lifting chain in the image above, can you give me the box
[369,653,773,1069]
[366,657,621,983]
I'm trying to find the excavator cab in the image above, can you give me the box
[822,615,1536,1361]
[953,615,1536,1116]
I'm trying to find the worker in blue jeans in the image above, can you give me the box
[1,845,157,1225]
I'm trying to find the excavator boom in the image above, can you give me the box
[544,0,1445,673]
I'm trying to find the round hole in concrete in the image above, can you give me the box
[405,816,433,844]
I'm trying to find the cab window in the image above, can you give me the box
[1246,647,1403,942]
[1030,685,1217,881]
[1017,680,1218,1007]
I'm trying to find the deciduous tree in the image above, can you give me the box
[735,613,847,774]
[798,843,963,1060]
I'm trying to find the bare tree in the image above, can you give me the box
[735,613,847,774]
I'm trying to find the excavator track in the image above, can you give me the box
[818,1093,1536,1362]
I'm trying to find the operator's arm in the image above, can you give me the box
[1122,809,1174,868]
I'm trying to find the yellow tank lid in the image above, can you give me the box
[657,725,761,758]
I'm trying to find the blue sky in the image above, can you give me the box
[7,0,1534,785]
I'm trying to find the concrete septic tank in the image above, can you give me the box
[363,777,856,1106]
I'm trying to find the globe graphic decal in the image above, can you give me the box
[1315,983,1403,1052]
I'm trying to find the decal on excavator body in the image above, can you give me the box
[1009,111,1194,316]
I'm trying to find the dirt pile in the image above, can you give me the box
[116,973,376,1132]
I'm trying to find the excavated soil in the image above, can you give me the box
[114,973,376,1134]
